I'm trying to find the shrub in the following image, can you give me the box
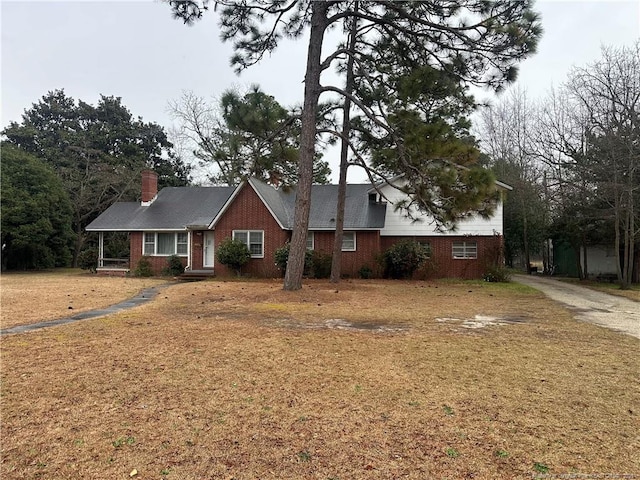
[134,256,154,277]
[309,251,332,279]
[162,254,185,276]
[78,247,98,273]
[483,265,512,282]
[274,243,313,277]
[358,265,373,279]
[381,240,430,279]
[217,238,251,275]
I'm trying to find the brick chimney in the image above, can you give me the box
[141,170,158,205]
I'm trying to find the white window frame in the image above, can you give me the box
[176,232,188,255]
[452,241,477,259]
[142,232,189,257]
[342,231,356,252]
[233,230,264,258]
[306,232,315,250]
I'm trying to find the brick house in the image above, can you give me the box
[86,170,510,279]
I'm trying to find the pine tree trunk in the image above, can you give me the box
[283,4,328,291]
[330,7,358,284]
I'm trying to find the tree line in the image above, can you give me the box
[1,91,190,270]
[477,42,639,288]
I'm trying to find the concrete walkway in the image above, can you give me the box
[0,284,172,335]
[514,275,640,339]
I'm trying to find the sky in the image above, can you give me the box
[2,0,639,183]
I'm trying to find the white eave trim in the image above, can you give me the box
[86,228,187,232]
[370,173,513,192]
[304,227,382,231]
[495,180,513,191]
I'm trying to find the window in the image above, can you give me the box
[144,232,155,255]
[142,232,189,256]
[452,241,477,259]
[233,230,264,258]
[157,233,175,255]
[419,240,431,258]
[306,232,314,250]
[176,232,188,255]
[342,232,356,251]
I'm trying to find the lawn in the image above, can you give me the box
[0,270,165,329]
[1,273,638,479]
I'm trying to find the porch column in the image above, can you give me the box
[98,232,104,268]
[187,230,192,271]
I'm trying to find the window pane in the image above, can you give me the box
[233,231,248,244]
[176,233,188,255]
[157,233,175,255]
[306,232,314,250]
[466,242,477,259]
[342,232,355,251]
[144,233,155,255]
[249,231,263,256]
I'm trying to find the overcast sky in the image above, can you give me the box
[2,0,639,182]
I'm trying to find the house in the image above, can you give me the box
[86,170,510,279]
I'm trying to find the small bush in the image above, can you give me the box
[483,265,512,283]
[162,254,185,276]
[274,243,313,276]
[134,256,154,277]
[217,238,251,275]
[309,251,332,279]
[381,240,430,279]
[358,265,373,279]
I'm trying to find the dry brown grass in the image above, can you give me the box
[1,274,638,479]
[0,270,165,328]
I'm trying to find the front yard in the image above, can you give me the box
[1,273,638,479]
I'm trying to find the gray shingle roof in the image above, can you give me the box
[86,186,235,231]
[248,178,386,229]
[86,179,386,231]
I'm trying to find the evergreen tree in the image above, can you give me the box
[1,143,74,270]
[169,86,330,185]
[3,90,191,265]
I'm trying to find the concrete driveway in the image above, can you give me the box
[514,275,640,339]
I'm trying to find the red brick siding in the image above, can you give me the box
[214,184,289,277]
[380,235,503,279]
[311,231,380,277]
[130,232,188,275]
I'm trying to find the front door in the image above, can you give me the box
[203,232,215,268]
